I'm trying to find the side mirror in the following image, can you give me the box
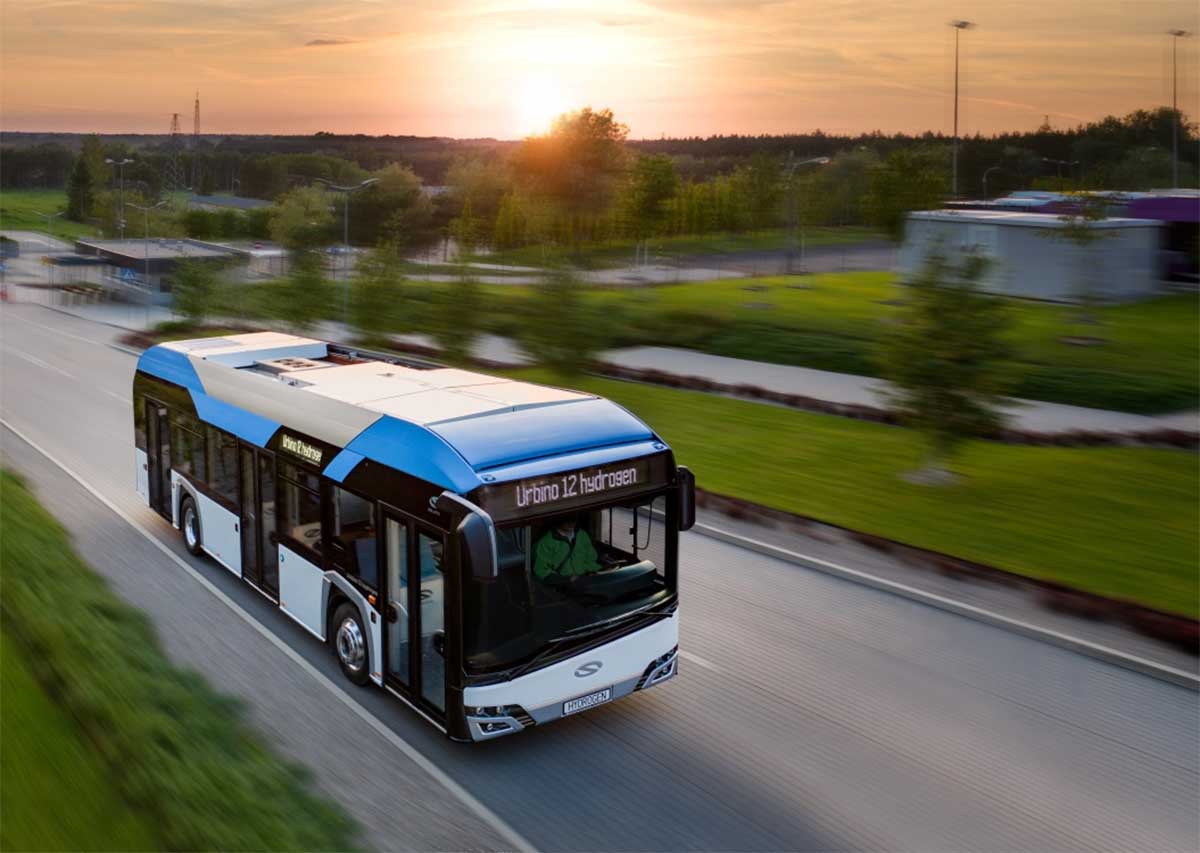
[436,493,498,581]
[677,466,696,532]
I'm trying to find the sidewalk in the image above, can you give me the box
[601,346,1200,436]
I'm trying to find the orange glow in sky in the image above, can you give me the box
[1,0,1196,138]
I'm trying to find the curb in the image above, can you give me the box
[692,520,1200,691]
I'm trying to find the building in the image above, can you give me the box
[899,209,1164,303]
[73,237,242,301]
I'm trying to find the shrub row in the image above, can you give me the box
[0,471,360,852]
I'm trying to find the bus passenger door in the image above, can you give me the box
[383,513,411,692]
[145,401,172,520]
[239,446,279,599]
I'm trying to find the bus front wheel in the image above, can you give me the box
[332,603,370,686]
[180,496,203,557]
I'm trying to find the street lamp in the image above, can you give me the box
[784,156,831,274]
[1168,29,1192,188]
[1042,157,1080,191]
[37,212,64,285]
[314,177,380,322]
[949,20,975,198]
[126,200,168,289]
[982,165,1007,198]
[105,157,134,239]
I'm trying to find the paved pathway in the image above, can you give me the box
[603,346,1199,435]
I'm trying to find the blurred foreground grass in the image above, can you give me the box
[512,369,1200,617]
[2,629,157,851]
[0,470,360,851]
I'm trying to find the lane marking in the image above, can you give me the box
[16,315,110,347]
[0,418,537,853]
[690,522,1199,691]
[3,348,75,380]
[679,650,722,673]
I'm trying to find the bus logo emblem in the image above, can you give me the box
[575,661,603,678]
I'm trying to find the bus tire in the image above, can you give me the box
[180,495,203,557]
[332,602,370,686]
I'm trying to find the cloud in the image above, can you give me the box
[304,37,356,47]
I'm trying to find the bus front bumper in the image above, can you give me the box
[464,646,679,741]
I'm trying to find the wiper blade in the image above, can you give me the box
[559,599,667,638]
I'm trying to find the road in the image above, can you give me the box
[1,302,1197,852]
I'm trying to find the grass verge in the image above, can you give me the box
[1,628,157,852]
[509,369,1200,618]
[0,470,360,851]
[0,189,98,241]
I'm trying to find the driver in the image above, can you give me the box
[533,516,601,581]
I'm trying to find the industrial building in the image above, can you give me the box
[899,209,1165,302]
[71,238,241,300]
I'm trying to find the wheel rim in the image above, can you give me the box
[336,617,366,673]
[184,506,198,549]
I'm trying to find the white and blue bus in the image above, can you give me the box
[133,332,693,741]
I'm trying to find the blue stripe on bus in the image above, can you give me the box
[344,415,480,493]
[322,449,364,483]
[190,390,279,447]
[136,346,203,392]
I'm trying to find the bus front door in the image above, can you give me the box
[239,446,279,599]
[382,513,446,719]
[145,401,172,520]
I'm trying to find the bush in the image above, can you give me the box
[0,471,359,851]
[1015,366,1199,414]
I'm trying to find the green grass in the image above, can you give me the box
[572,272,1199,413]
[1,629,158,851]
[472,226,883,269]
[0,189,98,241]
[0,470,360,851]
[510,369,1200,617]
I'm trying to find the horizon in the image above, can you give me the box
[2,1,1197,140]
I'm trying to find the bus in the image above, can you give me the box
[133,332,694,741]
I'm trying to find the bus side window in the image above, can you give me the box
[205,427,239,506]
[330,485,378,591]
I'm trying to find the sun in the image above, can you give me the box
[514,76,572,137]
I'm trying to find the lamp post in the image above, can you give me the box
[1042,157,1080,192]
[1168,29,1192,188]
[37,212,64,285]
[982,165,1005,198]
[784,156,831,275]
[314,177,380,323]
[949,20,975,198]
[105,157,134,239]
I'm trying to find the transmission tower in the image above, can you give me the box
[191,91,201,191]
[162,112,184,204]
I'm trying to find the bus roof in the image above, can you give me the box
[136,332,666,493]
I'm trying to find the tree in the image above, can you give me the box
[877,251,1012,483]
[269,186,335,251]
[350,243,408,344]
[733,152,784,230]
[276,250,332,332]
[346,163,432,247]
[1044,192,1116,332]
[173,260,220,325]
[623,154,678,240]
[513,107,629,236]
[426,274,483,365]
[65,156,94,221]
[517,269,611,376]
[865,147,949,241]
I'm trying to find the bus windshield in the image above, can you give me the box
[464,491,674,675]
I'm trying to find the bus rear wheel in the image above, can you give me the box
[332,602,370,686]
[180,496,203,557]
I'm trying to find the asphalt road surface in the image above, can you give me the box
[1,302,1197,852]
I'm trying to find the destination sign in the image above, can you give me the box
[477,453,671,520]
[280,433,324,466]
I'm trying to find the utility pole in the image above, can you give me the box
[314,177,380,323]
[950,20,975,198]
[1168,30,1191,188]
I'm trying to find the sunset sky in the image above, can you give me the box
[2,0,1197,139]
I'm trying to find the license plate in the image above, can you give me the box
[563,688,612,716]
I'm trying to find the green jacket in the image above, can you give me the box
[533,529,600,579]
